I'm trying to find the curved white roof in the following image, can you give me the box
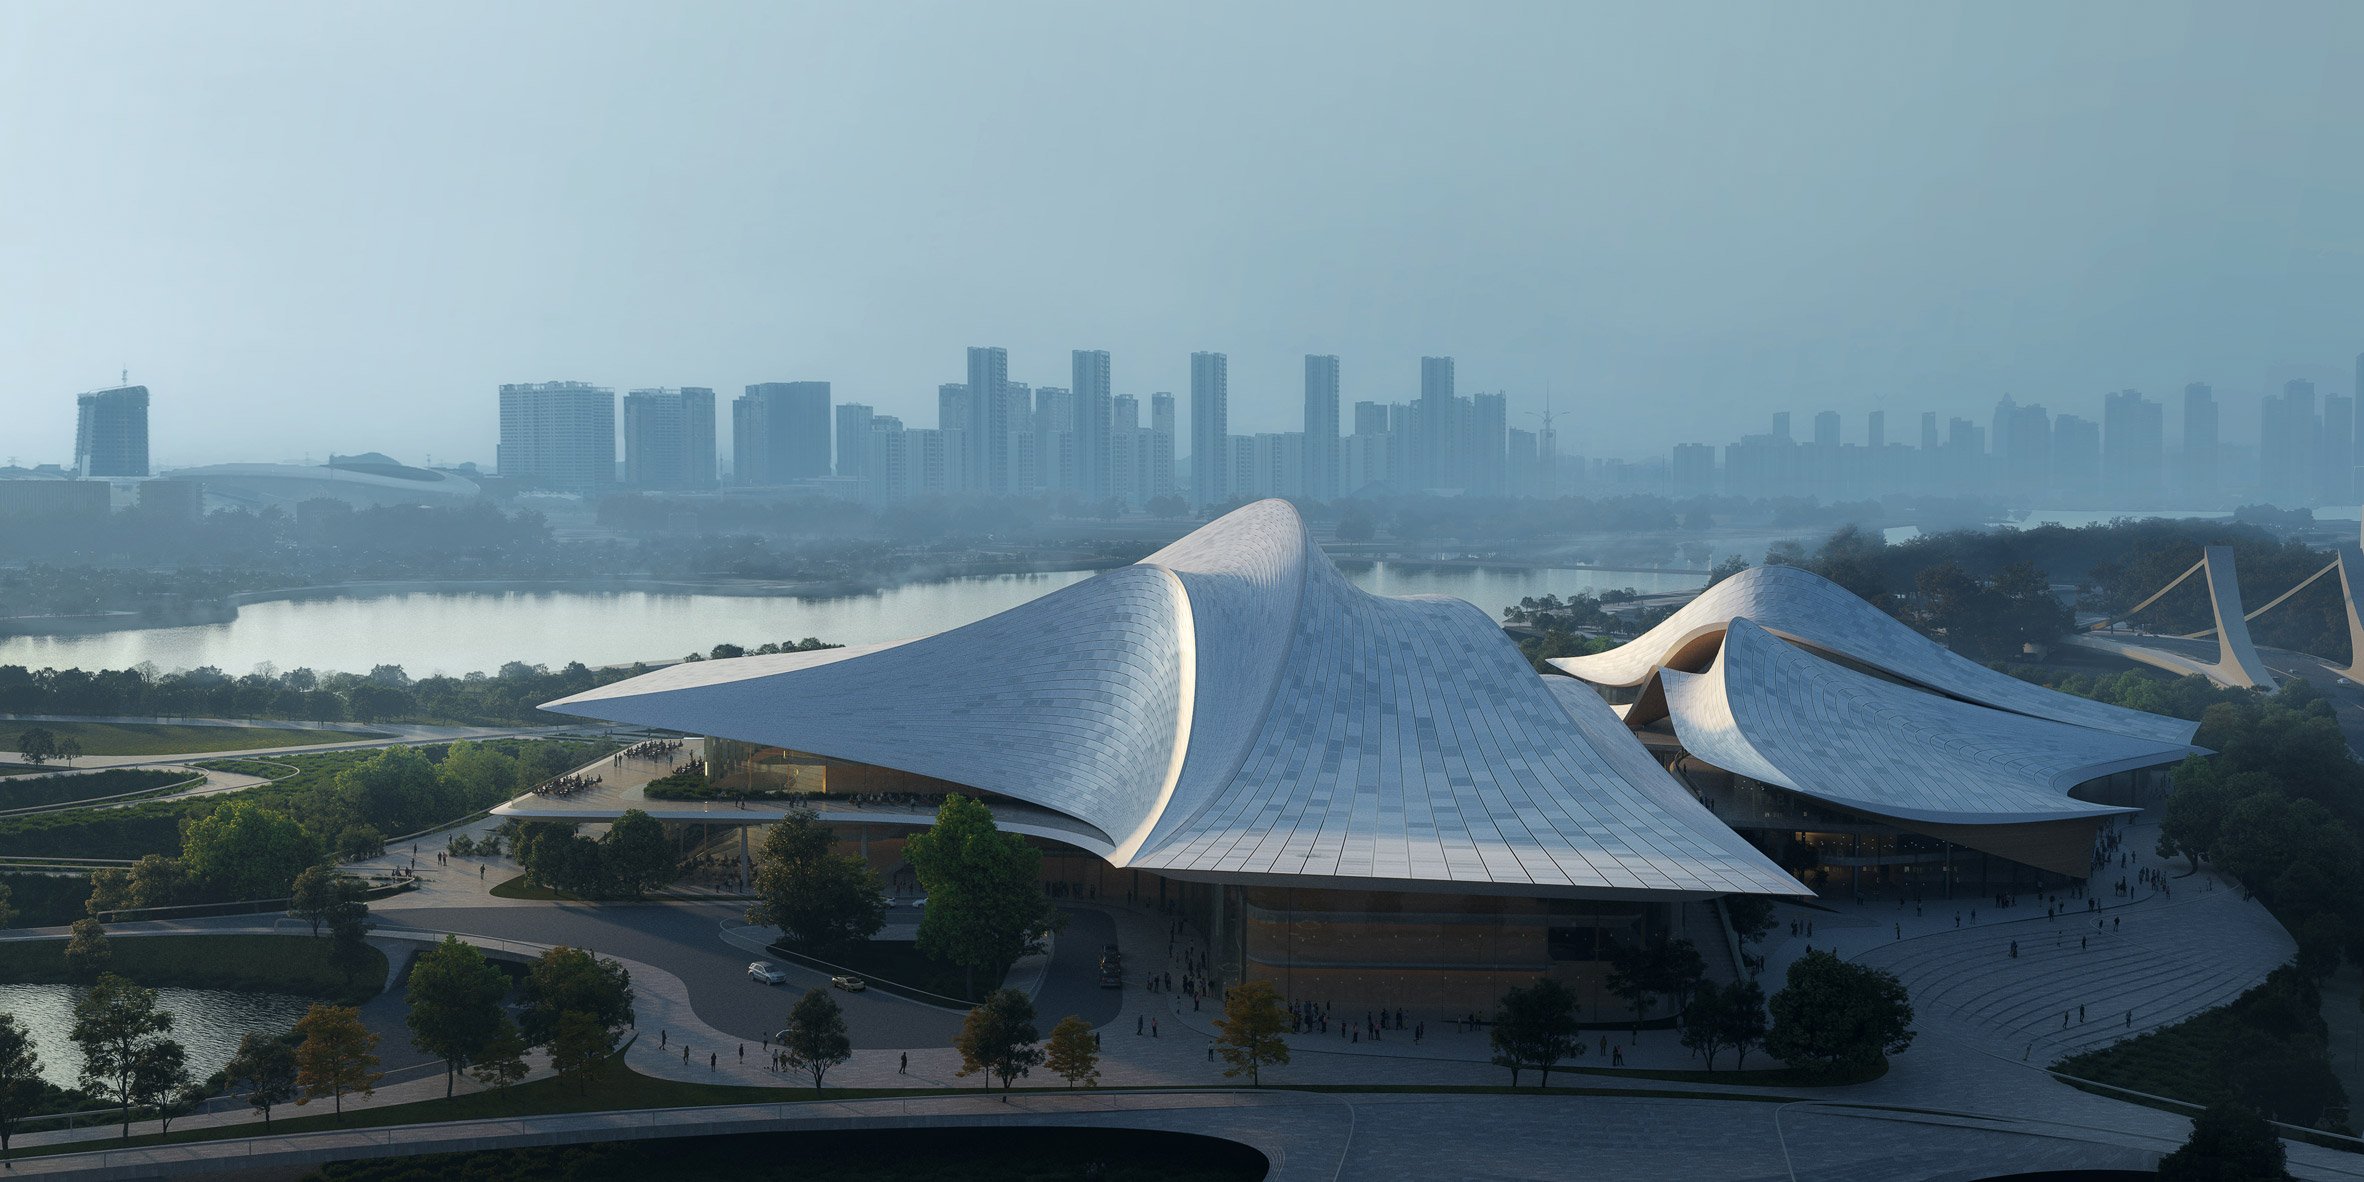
[1549,563,2199,746]
[544,499,1804,899]
[165,462,482,510]
[1653,618,2175,826]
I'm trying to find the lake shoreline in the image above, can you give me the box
[0,557,1141,641]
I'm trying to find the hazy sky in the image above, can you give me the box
[4,1,2362,470]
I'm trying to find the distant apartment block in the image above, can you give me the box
[75,385,150,477]
[733,382,831,485]
[497,381,615,488]
[622,387,716,489]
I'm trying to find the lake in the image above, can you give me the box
[0,562,1706,677]
[0,982,314,1091]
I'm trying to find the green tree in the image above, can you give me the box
[1706,553,1750,586]
[1724,896,1776,945]
[1721,979,1770,1069]
[598,809,676,897]
[519,946,635,1046]
[1045,1015,1099,1088]
[293,1003,381,1117]
[2157,757,2240,870]
[125,854,189,910]
[1765,949,1916,1076]
[549,1010,611,1093]
[780,987,853,1096]
[0,1012,42,1164]
[953,988,1042,1100]
[2157,1102,2291,1182]
[1213,979,1293,1087]
[438,741,520,809]
[0,881,12,930]
[64,916,110,982]
[332,746,449,837]
[55,737,82,767]
[747,809,886,957]
[405,936,514,1098]
[904,795,1061,997]
[469,1022,530,1089]
[180,800,318,900]
[69,973,175,1137]
[1490,977,1583,1087]
[128,1039,192,1139]
[288,865,340,938]
[1680,979,1737,1069]
[15,728,56,767]
[224,1031,299,1131]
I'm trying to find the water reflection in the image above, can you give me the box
[0,983,313,1090]
[0,564,1704,676]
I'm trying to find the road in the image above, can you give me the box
[377,901,1120,1049]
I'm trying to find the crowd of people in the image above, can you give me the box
[531,769,603,798]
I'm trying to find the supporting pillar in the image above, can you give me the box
[738,825,751,893]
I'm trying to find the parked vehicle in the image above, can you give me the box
[1097,943,1124,988]
[748,961,788,985]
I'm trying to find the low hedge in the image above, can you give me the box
[0,767,194,812]
[0,933,387,1004]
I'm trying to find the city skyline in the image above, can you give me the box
[7,3,2364,470]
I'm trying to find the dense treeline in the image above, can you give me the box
[0,661,637,724]
[2151,680,2364,972]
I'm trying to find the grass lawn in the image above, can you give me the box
[5,720,388,757]
[2052,967,2345,1132]
[489,874,580,901]
[0,933,386,1004]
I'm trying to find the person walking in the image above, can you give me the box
[899,1052,907,1074]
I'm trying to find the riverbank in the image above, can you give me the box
[0,556,1139,641]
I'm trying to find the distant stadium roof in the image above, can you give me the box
[1548,563,2199,747]
[542,499,1807,900]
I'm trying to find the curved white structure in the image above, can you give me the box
[165,461,483,511]
[1549,564,2199,746]
[1646,619,2176,827]
[543,500,1805,900]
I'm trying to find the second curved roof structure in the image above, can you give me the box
[1645,618,2180,827]
[1549,563,2200,747]
[542,500,1805,900]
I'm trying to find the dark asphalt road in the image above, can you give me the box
[381,902,1122,1051]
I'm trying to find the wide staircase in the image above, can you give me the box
[1851,880,2294,1065]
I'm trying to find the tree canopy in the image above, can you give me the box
[179,801,319,901]
[748,809,886,956]
[405,936,517,1098]
[953,988,1042,1100]
[1765,950,1915,1076]
[1489,977,1583,1087]
[905,795,1060,998]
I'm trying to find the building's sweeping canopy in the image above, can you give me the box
[1548,562,2199,747]
[543,499,1805,900]
[1551,565,2200,878]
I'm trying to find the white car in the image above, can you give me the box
[748,961,788,985]
[830,974,867,992]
